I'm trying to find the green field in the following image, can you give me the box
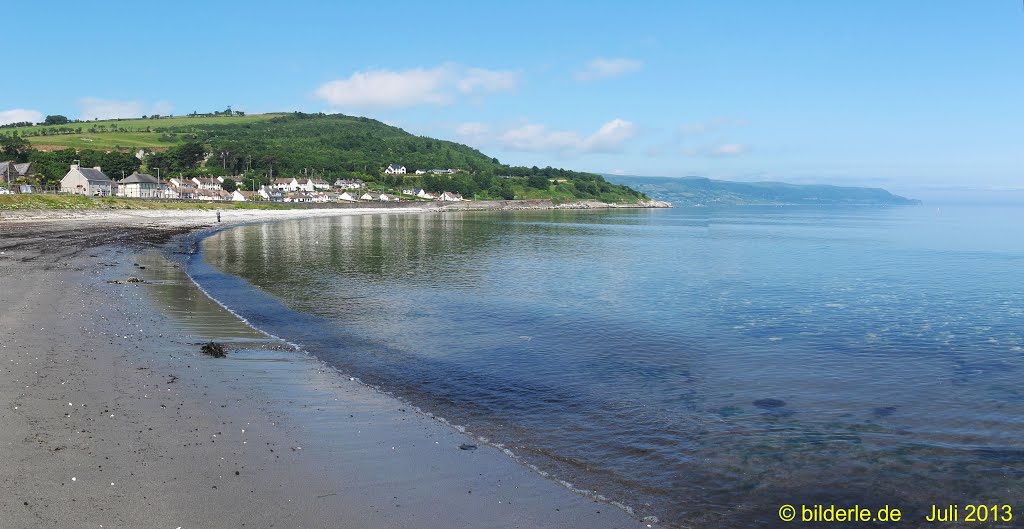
[28,132,170,150]
[16,113,283,135]
[18,113,286,151]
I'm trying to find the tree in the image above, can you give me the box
[44,115,70,125]
[171,141,207,171]
[527,175,550,189]
[0,134,32,162]
[221,178,238,192]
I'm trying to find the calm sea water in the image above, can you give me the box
[192,205,1024,528]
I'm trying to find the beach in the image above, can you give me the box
[0,208,653,529]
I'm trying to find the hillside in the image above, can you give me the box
[2,113,646,203]
[604,174,920,206]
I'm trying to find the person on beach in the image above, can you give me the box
[217,210,221,223]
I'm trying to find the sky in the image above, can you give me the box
[2,0,1022,198]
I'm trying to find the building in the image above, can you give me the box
[13,162,34,180]
[402,188,434,199]
[231,190,260,202]
[117,172,163,198]
[167,178,198,199]
[195,189,232,201]
[272,178,299,192]
[414,169,427,175]
[333,178,365,190]
[192,177,222,191]
[437,191,464,202]
[385,164,407,175]
[61,164,112,196]
[0,161,15,184]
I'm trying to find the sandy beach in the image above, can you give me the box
[0,207,654,529]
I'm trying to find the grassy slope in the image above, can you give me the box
[20,114,283,135]
[22,114,284,150]
[28,133,169,150]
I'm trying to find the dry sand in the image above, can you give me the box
[0,208,656,529]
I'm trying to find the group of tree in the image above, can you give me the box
[145,141,207,174]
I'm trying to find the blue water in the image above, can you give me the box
[192,205,1024,528]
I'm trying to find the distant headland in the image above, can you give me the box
[604,174,921,206]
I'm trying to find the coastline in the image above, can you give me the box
[0,208,657,529]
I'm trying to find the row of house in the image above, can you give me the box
[401,188,464,201]
[55,164,463,203]
[385,164,459,176]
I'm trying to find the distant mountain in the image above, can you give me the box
[603,174,921,206]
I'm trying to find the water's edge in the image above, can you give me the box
[155,215,658,526]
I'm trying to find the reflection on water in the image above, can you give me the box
[195,207,1024,528]
[134,250,270,343]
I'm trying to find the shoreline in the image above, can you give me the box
[0,208,658,529]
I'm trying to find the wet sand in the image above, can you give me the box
[0,209,654,528]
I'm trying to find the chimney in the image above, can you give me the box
[94,166,102,171]
[70,163,79,170]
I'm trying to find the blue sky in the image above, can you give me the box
[3,1,1022,197]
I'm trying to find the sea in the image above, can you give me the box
[189,204,1024,528]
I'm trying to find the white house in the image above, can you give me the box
[385,164,406,175]
[337,191,358,201]
[333,178,365,190]
[283,192,314,203]
[437,191,464,202]
[360,191,381,201]
[61,165,112,196]
[403,188,434,199]
[117,172,162,198]
[231,190,260,202]
[414,169,427,175]
[192,177,222,191]
[167,178,198,199]
[311,179,331,190]
[272,178,299,192]
[296,178,316,193]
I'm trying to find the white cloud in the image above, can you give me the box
[711,143,748,156]
[457,68,518,94]
[498,123,582,152]
[151,100,174,115]
[0,108,43,126]
[679,118,749,136]
[454,122,491,143]
[582,118,636,152]
[78,98,174,120]
[458,118,637,154]
[574,58,643,81]
[683,143,750,157]
[315,64,519,110]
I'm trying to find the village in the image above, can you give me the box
[0,161,466,203]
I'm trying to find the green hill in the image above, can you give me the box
[604,174,920,206]
[1,112,646,203]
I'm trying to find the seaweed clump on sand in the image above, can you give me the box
[200,342,227,358]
